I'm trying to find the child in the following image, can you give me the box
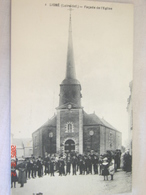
[108,158,115,180]
[102,157,109,181]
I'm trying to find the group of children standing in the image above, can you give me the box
[101,157,115,181]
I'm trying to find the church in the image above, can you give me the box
[32,13,122,158]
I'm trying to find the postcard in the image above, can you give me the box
[11,0,133,194]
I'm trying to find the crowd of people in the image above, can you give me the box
[11,150,132,188]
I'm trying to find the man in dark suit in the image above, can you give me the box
[93,155,98,174]
[37,156,42,177]
[72,155,77,175]
[50,156,55,176]
[79,155,83,175]
[44,153,49,175]
[66,153,71,175]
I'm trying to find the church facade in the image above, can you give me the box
[32,13,122,158]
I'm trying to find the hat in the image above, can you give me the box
[103,157,108,161]
[102,162,108,165]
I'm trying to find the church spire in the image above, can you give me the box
[65,9,76,79]
[59,10,82,107]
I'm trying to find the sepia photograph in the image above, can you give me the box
[11,0,133,194]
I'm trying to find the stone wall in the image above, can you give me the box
[116,131,122,150]
[42,126,56,157]
[100,126,106,154]
[83,126,100,154]
[60,109,80,152]
[32,129,43,157]
[100,126,122,154]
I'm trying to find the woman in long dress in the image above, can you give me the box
[17,159,27,187]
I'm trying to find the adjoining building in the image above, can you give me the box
[12,137,33,158]
[32,13,122,157]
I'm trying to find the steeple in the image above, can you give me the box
[66,10,76,79]
[59,10,82,107]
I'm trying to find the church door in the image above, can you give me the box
[65,139,75,153]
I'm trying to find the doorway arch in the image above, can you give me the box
[64,139,75,153]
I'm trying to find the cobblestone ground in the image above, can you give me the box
[11,169,132,195]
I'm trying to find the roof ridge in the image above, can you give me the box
[100,118,117,131]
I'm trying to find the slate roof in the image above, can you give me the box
[33,111,120,134]
[61,78,81,85]
[33,115,57,133]
[40,115,56,127]
[83,111,119,131]
[100,118,118,131]
[83,111,104,126]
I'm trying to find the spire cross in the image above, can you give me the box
[68,7,74,21]
[68,7,74,12]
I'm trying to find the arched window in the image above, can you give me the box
[65,122,74,133]
[68,123,72,132]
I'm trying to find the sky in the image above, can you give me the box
[11,0,133,146]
